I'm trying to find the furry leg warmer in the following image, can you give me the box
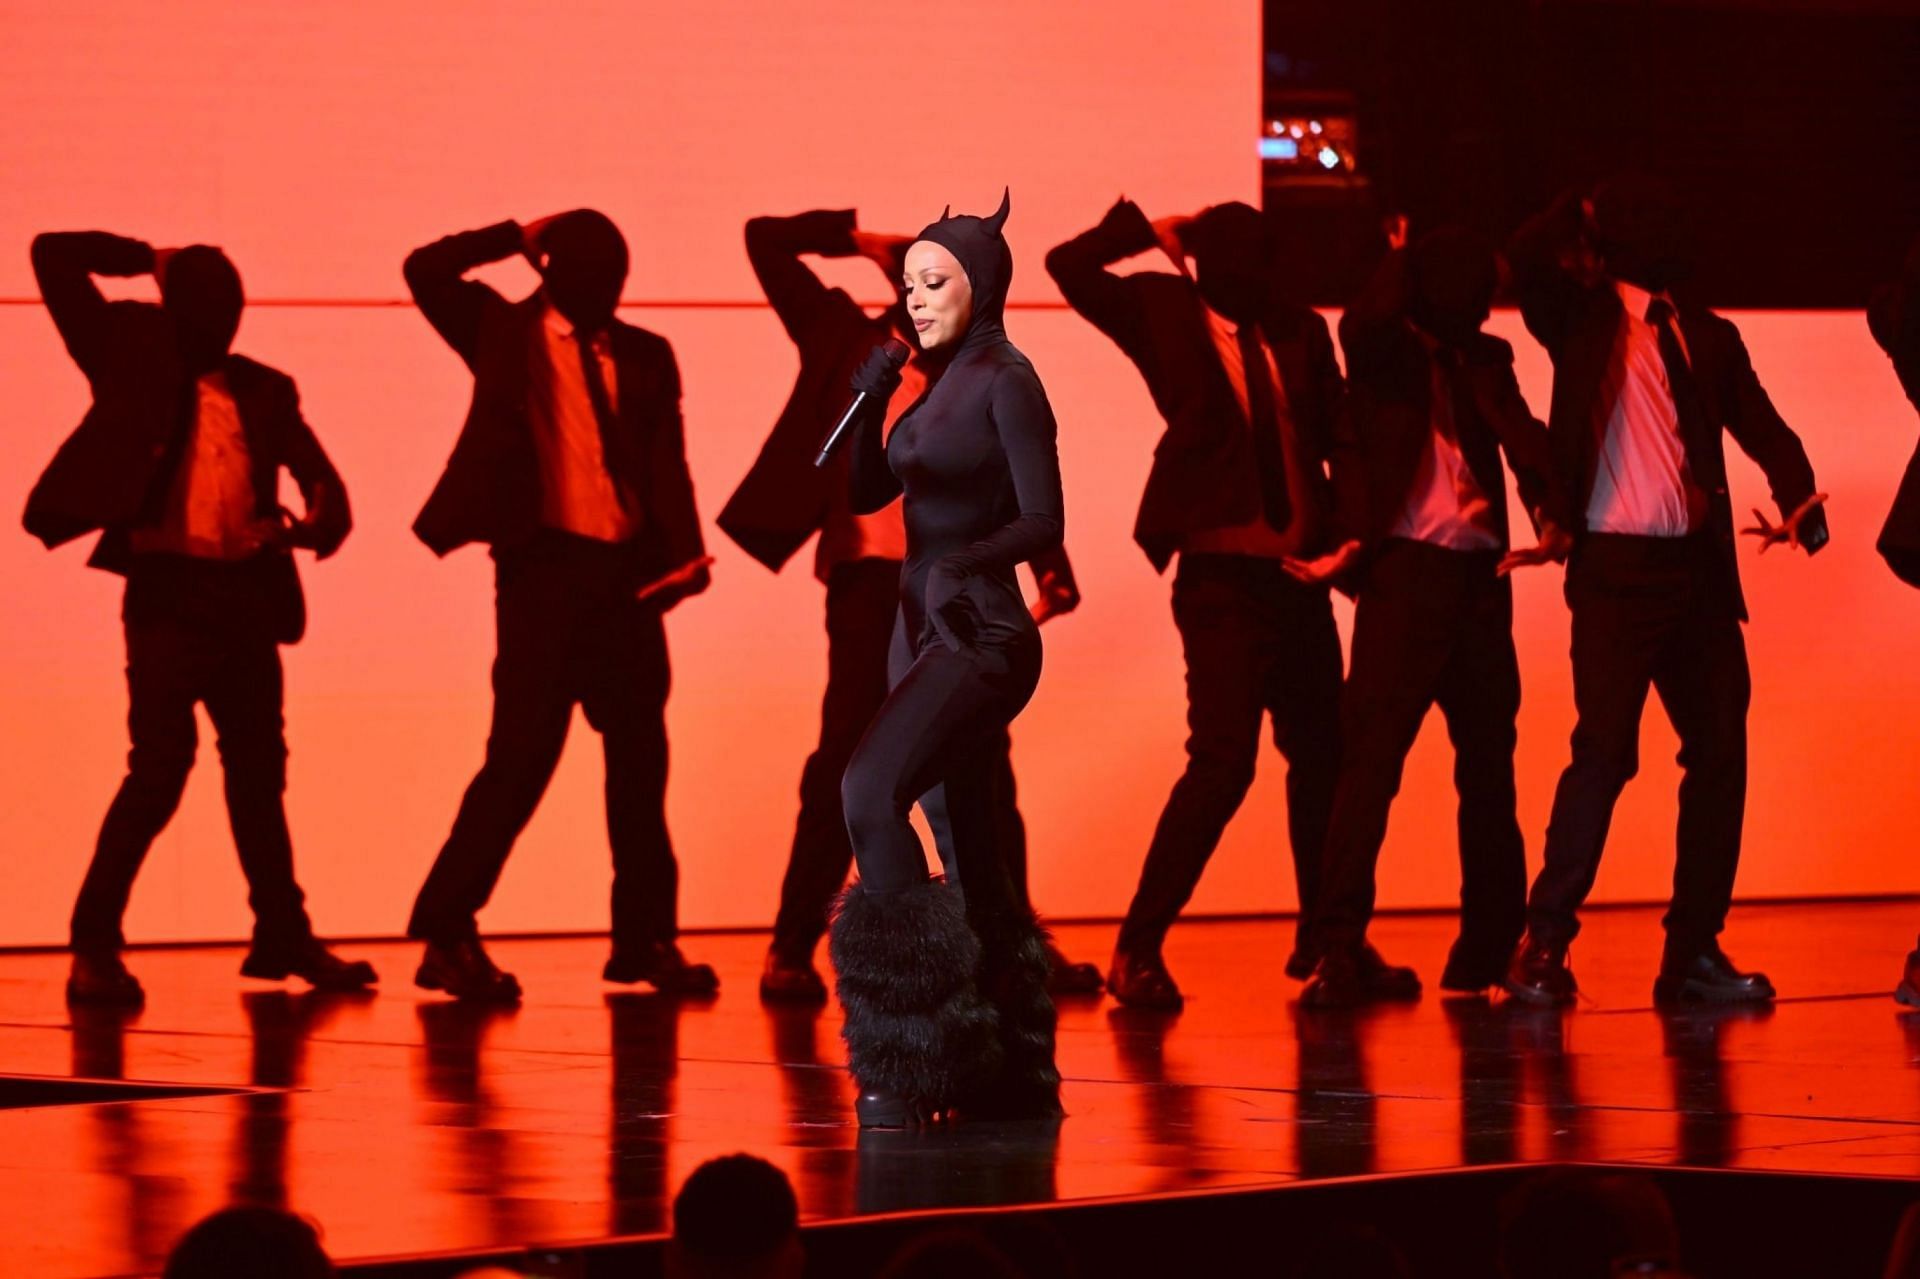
[829,879,1003,1106]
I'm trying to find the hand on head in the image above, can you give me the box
[524,209,628,331]
[1586,173,1695,292]
[1184,201,1278,324]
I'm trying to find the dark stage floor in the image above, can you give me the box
[6,902,1920,1276]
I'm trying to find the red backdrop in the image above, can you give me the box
[1,3,1914,946]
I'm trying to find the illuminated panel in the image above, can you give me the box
[0,0,1259,943]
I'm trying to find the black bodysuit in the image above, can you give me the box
[840,197,1065,898]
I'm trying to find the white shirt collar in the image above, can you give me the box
[543,301,613,348]
[1614,279,1675,323]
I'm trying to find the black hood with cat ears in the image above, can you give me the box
[913,188,1013,355]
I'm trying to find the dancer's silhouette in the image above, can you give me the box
[402,211,713,1002]
[1047,199,1352,1009]
[1501,176,1828,1008]
[27,230,373,1006]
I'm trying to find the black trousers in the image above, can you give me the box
[1528,533,1751,959]
[769,559,1033,959]
[840,610,1041,928]
[1117,554,1343,956]
[408,533,677,949]
[71,610,312,953]
[1311,539,1527,965]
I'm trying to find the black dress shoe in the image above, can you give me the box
[67,951,144,1008]
[1503,933,1577,1007]
[1045,944,1106,996]
[605,941,720,995]
[1653,946,1774,1006]
[240,937,378,991]
[1303,943,1422,1009]
[1301,946,1369,1009]
[415,939,522,1003]
[1439,937,1513,994]
[1107,948,1183,1011]
[758,946,827,1005]
[1284,942,1318,982]
[1898,945,1920,1008]
[1355,943,1421,1001]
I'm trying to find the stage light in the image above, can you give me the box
[1261,98,1359,183]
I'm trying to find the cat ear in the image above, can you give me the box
[985,187,1011,235]
[940,204,952,220]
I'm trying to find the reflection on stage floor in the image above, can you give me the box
[4,900,1920,1276]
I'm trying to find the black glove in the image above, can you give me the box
[850,340,907,400]
[924,553,980,652]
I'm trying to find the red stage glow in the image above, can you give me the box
[0,4,1913,950]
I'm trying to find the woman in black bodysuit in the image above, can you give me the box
[828,191,1066,1128]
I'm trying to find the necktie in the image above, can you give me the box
[575,331,639,514]
[1236,324,1293,532]
[1644,299,1716,525]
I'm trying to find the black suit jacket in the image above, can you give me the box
[719,209,892,572]
[405,221,706,589]
[1046,199,1345,573]
[1331,247,1566,577]
[24,231,350,644]
[1507,193,1825,621]
[1869,274,1920,585]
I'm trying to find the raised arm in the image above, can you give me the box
[1337,246,1413,380]
[744,208,863,345]
[1044,198,1162,361]
[1504,189,1593,353]
[30,231,155,381]
[401,220,522,367]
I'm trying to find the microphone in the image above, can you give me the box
[815,338,911,468]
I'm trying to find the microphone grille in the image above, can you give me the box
[882,338,911,367]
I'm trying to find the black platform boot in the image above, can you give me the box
[829,880,1003,1129]
[968,907,1064,1120]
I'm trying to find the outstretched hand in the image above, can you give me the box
[1741,493,1829,555]
[1496,521,1574,576]
[1281,539,1364,586]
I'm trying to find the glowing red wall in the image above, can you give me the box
[2,4,1913,946]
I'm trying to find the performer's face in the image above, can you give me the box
[902,240,973,350]
[161,246,243,375]
[1409,230,1498,347]
[537,211,629,332]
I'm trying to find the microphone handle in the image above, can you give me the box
[814,389,874,469]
